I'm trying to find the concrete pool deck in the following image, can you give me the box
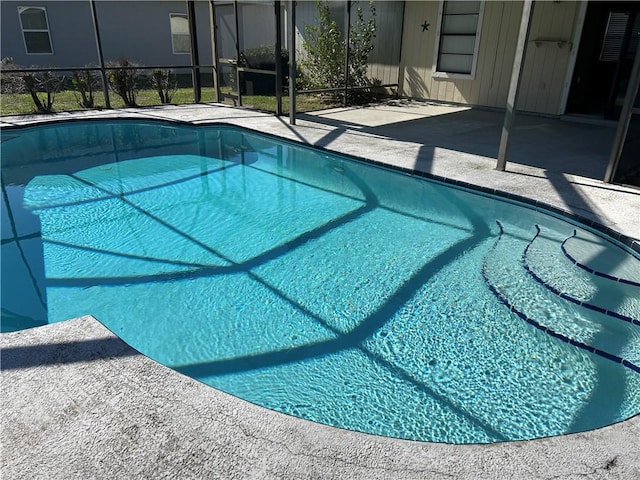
[2,102,640,479]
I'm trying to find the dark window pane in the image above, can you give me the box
[19,7,48,30]
[24,31,52,54]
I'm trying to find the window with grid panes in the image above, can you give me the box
[170,13,190,54]
[18,6,52,54]
[434,1,483,76]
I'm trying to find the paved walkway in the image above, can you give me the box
[2,103,640,479]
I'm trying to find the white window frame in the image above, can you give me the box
[18,6,53,55]
[432,1,484,79]
[169,13,190,55]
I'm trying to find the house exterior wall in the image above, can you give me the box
[399,0,582,115]
[364,0,403,86]
[93,0,213,67]
[518,0,580,115]
[0,0,214,69]
[1,1,97,67]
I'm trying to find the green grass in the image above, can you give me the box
[0,87,337,116]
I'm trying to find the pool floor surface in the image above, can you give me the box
[2,103,640,479]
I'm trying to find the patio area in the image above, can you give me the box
[2,101,639,479]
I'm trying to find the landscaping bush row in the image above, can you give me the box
[1,57,182,114]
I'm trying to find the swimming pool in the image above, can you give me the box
[2,119,639,444]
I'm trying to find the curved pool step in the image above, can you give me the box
[483,222,640,374]
[523,225,640,327]
[561,230,640,288]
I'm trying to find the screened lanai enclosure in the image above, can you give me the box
[211,1,404,115]
[0,1,404,116]
[1,0,638,186]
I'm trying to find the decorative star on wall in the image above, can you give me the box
[421,20,430,32]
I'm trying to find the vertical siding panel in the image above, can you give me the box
[518,0,578,114]
[400,0,431,98]
[458,78,471,103]
[538,5,561,112]
[496,1,522,108]
[517,16,537,109]
[535,2,566,113]
[434,79,445,101]
[499,1,521,106]
[438,74,450,100]
[367,1,403,86]
[487,1,510,108]
[428,67,438,100]
[448,81,457,103]
[423,1,439,100]
[471,0,491,105]
[476,1,501,106]
[431,78,442,100]
[454,80,465,104]
[468,0,494,105]
[545,1,577,114]
[464,78,474,103]
[399,1,416,96]
[446,80,456,102]
[452,80,462,104]
[419,1,434,98]
[516,17,536,109]
[522,2,553,112]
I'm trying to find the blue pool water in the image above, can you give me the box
[2,120,640,444]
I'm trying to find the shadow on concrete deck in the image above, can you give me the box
[300,101,617,181]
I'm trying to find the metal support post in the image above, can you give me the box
[90,0,110,108]
[234,0,242,106]
[496,0,534,171]
[210,0,221,103]
[343,1,351,107]
[187,0,201,103]
[288,0,296,124]
[275,1,283,116]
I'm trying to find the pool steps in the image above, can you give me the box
[522,225,640,328]
[483,221,640,374]
[561,230,640,288]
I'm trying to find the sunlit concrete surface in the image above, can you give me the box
[2,102,639,479]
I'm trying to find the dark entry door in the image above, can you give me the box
[567,1,640,119]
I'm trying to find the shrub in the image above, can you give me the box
[1,57,22,94]
[71,69,98,109]
[347,1,377,102]
[1,57,63,113]
[299,0,377,103]
[107,59,140,107]
[300,1,345,91]
[150,69,177,104]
